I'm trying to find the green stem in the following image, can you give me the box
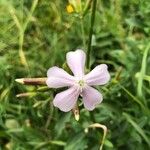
[19,0,38,72]
[86,0,97,69]
[137,43,150,99]
[80,16,86,49]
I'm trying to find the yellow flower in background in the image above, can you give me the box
[69,0,82,13]
[66,4,74,13]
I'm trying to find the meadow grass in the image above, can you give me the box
[0,0,150,149]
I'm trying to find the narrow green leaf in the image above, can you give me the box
[123,112,150,147]
[137,43,150,97]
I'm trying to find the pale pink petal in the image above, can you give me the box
[81,86,102,110]
[66,49,86,77]
[53,86,80,112]
[46,66,75,88]
[85,64,110,86]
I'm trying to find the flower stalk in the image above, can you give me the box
[85,123,107,150]
[87,0,97,69]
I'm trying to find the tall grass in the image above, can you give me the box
[0,0,150,149]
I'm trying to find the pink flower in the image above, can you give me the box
[46,50,110,112]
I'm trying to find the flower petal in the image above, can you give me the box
[53,86,80,112]
[46,66,75,88]
[85,64,110,86]
[82,86,102,110]
[66,49,86,77]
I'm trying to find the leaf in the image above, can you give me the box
[123,113,150,147]
[50,140,66,146]
[137,43,150,97]
[55,113,71,137]
[104,139,114,148]
[64,133,87,150]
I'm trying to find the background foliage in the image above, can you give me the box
[0,0,150,149]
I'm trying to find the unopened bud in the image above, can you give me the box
[15,78,47,85]
[72,104,80,121]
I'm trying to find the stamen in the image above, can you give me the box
[78,80,85,87]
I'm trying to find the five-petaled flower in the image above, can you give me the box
[46,50,110,112]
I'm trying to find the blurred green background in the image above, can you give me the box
[0,0,150,149]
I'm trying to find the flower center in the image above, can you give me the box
[78,80,85,87]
